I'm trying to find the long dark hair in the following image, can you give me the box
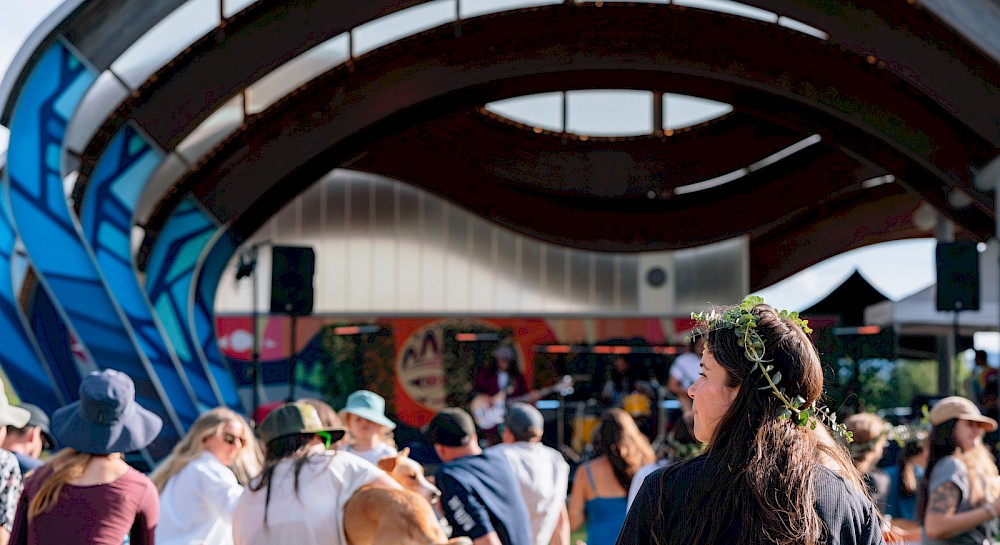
[897,438,925,499]
[249,434,326,528]
[591,408,656,490]
[606,355,637,392]
[916,419,957,523]
[654,304,862,545]
[484,348,523,378]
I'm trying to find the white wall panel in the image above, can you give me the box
[444,206,470,311]
[216,170,749,317]
[420,196,447,311]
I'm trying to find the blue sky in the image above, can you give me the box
[0,0,943,314]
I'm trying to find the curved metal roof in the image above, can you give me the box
[3,0,996,295]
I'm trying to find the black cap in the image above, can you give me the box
[426,408,476,447]
[18,403,55,450]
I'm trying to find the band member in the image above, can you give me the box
[471,345,531,446]
[600,355,654,411]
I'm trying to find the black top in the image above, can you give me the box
[617,456,886,545]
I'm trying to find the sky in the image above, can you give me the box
[0,0,955,318]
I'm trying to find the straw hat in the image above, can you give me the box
[929,396,998,431]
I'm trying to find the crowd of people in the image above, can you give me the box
[5,298,1000,545]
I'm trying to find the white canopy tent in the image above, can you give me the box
[864,240,1000,337]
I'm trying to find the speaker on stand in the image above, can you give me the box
[936,242,980,313]
[270,246,315,401]
[936,242,980,395]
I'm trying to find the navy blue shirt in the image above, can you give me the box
[12,452,42,477]
[435,449,533,545]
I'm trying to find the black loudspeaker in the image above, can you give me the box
[270,246,315,316]
[936,242,980,311]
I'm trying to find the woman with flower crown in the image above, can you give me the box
[617,297,885,545]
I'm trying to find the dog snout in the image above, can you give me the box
[419,476,443,503]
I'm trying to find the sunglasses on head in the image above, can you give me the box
[315,431,333,449]
[222,432,245,448]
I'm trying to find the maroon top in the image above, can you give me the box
[10,463,158,545]
[473,367,529,398]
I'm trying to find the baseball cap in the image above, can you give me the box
[929,396,998,431]
[426,408,476,447]
[258,401,347,446]
[19,403,55,450]
[504,402,544,441]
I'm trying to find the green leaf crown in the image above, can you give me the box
[690,295,853,442]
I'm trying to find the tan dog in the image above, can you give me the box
[344,447,472,545]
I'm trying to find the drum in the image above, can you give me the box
[623,392,651,417]
[572,415,600,453]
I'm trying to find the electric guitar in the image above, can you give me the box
[469,375,575,429]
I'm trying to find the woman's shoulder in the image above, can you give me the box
[111,466,158,495]
[575,455,615,474]
[648,456,705,487]
[187,453,240,484]
[812,464,877,511]
[930,454,966,475]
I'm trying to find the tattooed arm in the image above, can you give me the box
[924,481,1000,539]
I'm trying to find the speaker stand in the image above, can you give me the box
[287,315,298,402]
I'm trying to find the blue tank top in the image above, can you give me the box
[584,462,629,544]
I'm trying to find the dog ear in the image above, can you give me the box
[377,455,398,473]
[399,446,410,458]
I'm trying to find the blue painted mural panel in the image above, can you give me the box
[5,43,179,459]
[81,125,202,425]
[195,230,245,410]
[0,187,63,413]
[27,281,84,407]
[146,198,241,410]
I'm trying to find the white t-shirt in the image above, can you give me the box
[490,441,570,545]
[627,459,670,510]
[497,371,510,392]
[345,443,397,466]
[157,451,244,545]
[670,352,702,390]
[231,447,383,545]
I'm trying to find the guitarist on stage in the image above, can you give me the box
[472,345,532,445]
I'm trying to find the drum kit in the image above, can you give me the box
[563,387,683,459]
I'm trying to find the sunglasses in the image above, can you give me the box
[315,431,334,449]
[222,432,246,448]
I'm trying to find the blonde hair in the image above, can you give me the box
[958,443,999,507]
[150,408,262,491]
[28,448,91,520]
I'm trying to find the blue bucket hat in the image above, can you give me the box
[342,390,396,430]
[52,369,163,455]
